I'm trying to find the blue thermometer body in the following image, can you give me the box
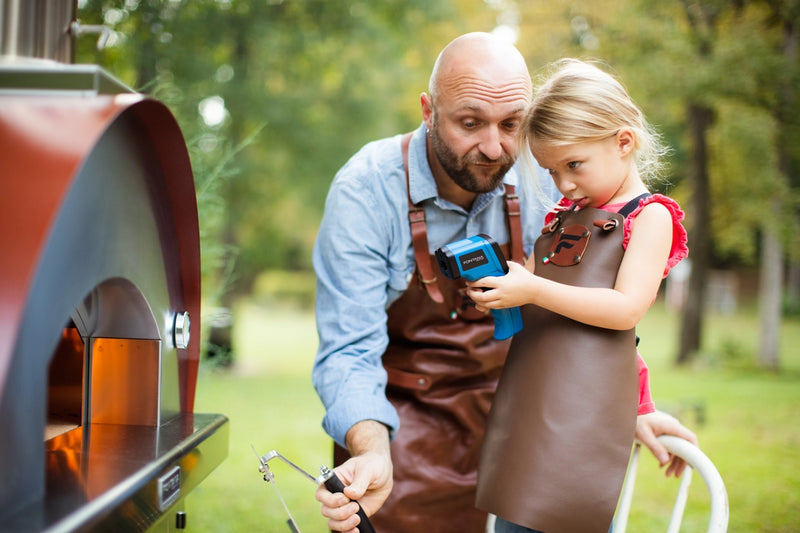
[434,234,523,340]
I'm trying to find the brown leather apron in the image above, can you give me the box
[334,133,523,533]
[476,205,639,533]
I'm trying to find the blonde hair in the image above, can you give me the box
[523,58,668,183]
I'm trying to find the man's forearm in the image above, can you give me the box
[345,419,391,457]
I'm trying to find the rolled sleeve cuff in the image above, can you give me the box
[322,395,400,448]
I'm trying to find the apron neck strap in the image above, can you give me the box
[402,131,524,303]
[618,192,651,218]
[403,132,444,304]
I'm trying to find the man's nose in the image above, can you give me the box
[478,127,503,160]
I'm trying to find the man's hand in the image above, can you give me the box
[635,410,698,478]
[315,420,393,533]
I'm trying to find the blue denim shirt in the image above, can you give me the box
[312,122,558,446]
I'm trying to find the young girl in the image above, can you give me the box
[470,59,689,533]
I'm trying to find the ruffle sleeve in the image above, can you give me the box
[543,196,573,225]
[622,193,689,278]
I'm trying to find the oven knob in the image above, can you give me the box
[173,311,191,349]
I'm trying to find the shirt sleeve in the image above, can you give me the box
[637,351,656,415]
[311,160,403,447]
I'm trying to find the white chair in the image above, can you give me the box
[613,435,729,533]
[486,435,729,533]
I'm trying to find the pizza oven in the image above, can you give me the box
[0,1,229,530]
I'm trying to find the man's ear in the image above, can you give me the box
[420,93,433,131]
[616,128,636,157]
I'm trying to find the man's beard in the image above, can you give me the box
[430,124,515,194]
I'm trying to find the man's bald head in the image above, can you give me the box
[428,32,531,102]
[419,33,532,208]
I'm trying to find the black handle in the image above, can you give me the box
[322,468,377,533]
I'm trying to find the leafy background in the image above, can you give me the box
[70,1,800,531]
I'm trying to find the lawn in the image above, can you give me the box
[187,296,800,532]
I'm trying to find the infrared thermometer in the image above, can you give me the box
[434,234,523,340]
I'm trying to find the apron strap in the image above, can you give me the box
[402,131,445,304]
[402,131,523,302]
[503,183,524,264]
[618,192,651,218]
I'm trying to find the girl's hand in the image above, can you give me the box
[635,411,698,478]
[466,261,536,310]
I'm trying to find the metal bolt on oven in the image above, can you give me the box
[0,1,229,531]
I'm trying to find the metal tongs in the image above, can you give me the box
[252,446,376,533]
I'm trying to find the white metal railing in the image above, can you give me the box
[613,435,729,533]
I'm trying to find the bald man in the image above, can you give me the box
[312,33,695,533]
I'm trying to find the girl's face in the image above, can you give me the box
[531,129,638,208]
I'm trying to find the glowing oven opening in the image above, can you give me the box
[44,278,162,443]
[46,324,85,440]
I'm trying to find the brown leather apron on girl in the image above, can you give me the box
[334,133,523,533]
[476,204,640,533]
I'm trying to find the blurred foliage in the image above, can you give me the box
[251,269,317,310]
[76,0,500,301]
[74,0,800,305]
[515,0,800,265]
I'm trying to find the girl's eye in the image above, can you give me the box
[547,169,556,175]
[568,161,581,169]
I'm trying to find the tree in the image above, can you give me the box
[755,0,800,369]
[514,0,799,367]
[75,0,499,301]
[515,0,723,364]
[673,0,725,364]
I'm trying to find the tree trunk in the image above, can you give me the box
[787,262,800,312]
[218,15,252,308]
[677,102,714,364]
[133,0,161,93]
[758,223,782,370]
[758,14,799,370]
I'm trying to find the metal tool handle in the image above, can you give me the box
[320,466,376,533]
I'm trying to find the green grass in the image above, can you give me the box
[188,301,329,532]
[187,298,800,532]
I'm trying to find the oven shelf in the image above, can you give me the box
[2,412,229,532]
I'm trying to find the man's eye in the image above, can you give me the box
[463,120,477,129]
